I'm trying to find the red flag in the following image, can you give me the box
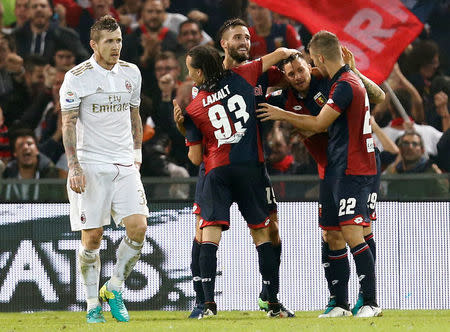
[253,0,423,84]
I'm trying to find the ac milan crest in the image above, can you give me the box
[125,80,132,93]
[80,212,86,224]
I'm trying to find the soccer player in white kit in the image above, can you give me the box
[60,15,149,323]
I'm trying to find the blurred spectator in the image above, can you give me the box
[11,0,30,31]
[161,0,213,46]
[34,68,65,165]
[122,0,178,68]
[374,88,442,158]
[429,75,450,131]
[0,33,21,99]
[66,0,121,51]
[0,106,11,163]
[373,63,424,125]
[176,19,204,80]
[384,131,448,199]
[1,55,52,129]
[436,129,449,173]
[247,1,302,59]
[1,128,62,201]
[117,0,142,32]
[52,46,76,71]
[13,0,89,63]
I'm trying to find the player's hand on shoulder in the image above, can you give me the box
[68,164,86,194]
[256,103,286,122]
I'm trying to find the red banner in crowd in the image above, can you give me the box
[253,0,423,84]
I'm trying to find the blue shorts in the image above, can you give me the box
[193,163,206,215]
[319,174,376,230]
[199,163,271,230]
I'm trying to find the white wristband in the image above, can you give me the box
[134,149,142,163]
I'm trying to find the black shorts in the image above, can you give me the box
[319,174,376,230]
[199,163,271,230]
[262,163,277,214]
[193,163,206,215]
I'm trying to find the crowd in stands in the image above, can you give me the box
[0,0,448,200]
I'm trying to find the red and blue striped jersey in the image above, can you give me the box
[185,60,265,174]
[266,75,330,179]
[325,65,377,176]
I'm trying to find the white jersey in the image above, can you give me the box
[60,55,142,164]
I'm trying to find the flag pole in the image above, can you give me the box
[382,81,411,124]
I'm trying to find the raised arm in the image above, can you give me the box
[62,108,85,193]
[130,106,143,168]
[342,46,385,104]
[261,48,300,73]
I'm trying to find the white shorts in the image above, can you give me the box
[68,163,150,231]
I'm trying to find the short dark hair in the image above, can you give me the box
[23,55,48,73]
[90,15,120,42]
[179,19,201,34]
[10,128,37,153]
[399,130,423,148]
[279,52,306,71]
[218,18,248,41]
[154,50,177,63]
[187,45,225,92]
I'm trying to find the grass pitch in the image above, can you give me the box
[1,310,450,332]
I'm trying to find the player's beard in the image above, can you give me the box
[228,46,249,63]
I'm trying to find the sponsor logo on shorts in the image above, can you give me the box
[125,80,132,93]
[354,217,364,224]
[80,212,86,224]
[358,274,366,281]
[293,105,302,111]
[193,204,198,212]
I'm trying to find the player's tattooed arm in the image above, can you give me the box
[130,106,143,149]
[342,46,385,104]
[62,108,85,193]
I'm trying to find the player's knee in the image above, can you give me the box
[327,230,346,250]
[82,228,103,249]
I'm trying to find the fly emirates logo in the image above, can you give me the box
[92,94,129,113]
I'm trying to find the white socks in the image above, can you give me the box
[78,245,100,311]
[109,236,144,292]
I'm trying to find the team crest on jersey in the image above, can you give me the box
[80,212,86,224]
[125,80,132,93]
[314,92,326,107]
[254,84,263,96]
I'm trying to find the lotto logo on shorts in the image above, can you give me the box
[80,212,86,224]
[354,217,363,224]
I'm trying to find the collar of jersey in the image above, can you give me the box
[89,55,119,76]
